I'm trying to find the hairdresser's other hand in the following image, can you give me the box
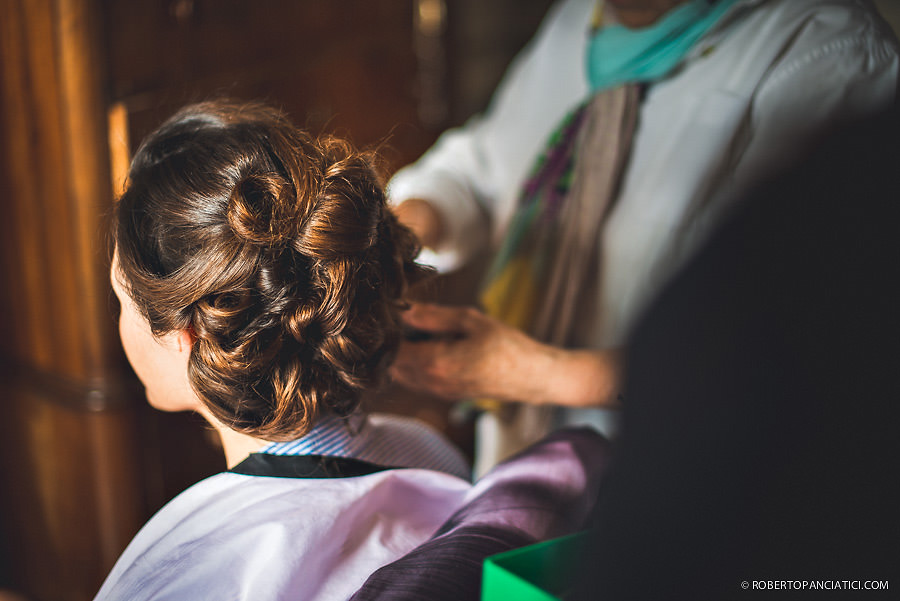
[391,303,622,407]
[393,198,445,250]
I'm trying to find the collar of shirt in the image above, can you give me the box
[258,413,471,481]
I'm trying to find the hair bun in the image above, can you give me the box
[227,172,299,246]
[291,142,383,260]
[115,100,433,442]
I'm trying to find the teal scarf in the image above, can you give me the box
[588,0,740,91]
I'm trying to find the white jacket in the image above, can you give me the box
[389,0,898,347]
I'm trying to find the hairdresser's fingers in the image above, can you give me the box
[391,339,429,379]
[393,317,520,400]
[391,338,465,400]
[401,303,480,335]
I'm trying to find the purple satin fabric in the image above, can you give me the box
[351,427,611,601]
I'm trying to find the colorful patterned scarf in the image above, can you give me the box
[481,86,640,346]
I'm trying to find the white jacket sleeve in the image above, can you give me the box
[388,0,592,272]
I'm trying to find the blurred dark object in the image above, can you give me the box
[579,109,900,599]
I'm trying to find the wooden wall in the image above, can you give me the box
[103,0,446,176]
[0,0,145,598]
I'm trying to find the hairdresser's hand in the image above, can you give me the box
[391,303,622,407]
[393,198,445,250]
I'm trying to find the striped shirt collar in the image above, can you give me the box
[259,413,471,481]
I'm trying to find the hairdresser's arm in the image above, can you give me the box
[388,0,590,272]
[392,198,446,250]
[391,303,622,408]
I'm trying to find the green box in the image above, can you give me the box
[482,531,589,601]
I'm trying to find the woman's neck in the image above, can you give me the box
[199,408,269,468]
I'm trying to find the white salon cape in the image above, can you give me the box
[94,414,472,601]
[388,0,899,461]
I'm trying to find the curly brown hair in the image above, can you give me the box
[113,100,429,441]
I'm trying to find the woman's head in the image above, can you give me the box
[112,100,427,441]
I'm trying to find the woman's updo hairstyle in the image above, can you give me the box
[113,100,429,441]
